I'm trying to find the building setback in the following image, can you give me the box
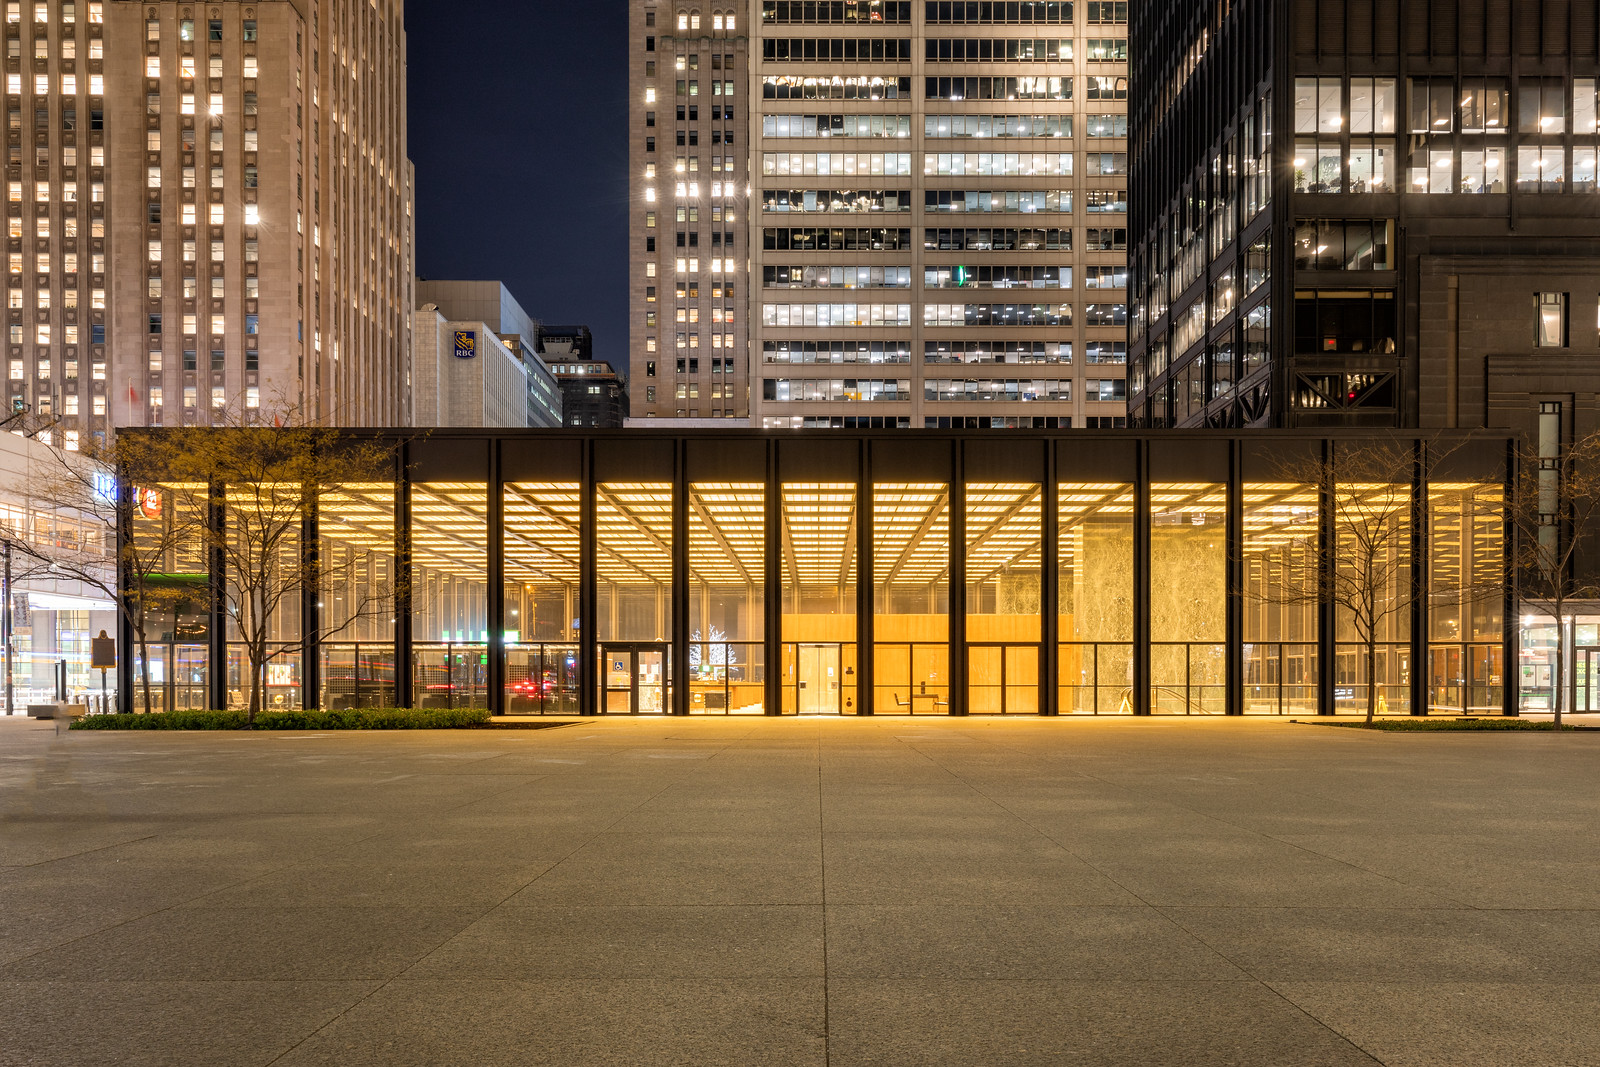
[118,427,1523,719]
[1126,0,1600,441]
[4,0,415,442]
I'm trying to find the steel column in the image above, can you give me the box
[579,440,598,716]
[1132,440,1151,714]
[1411,439,1429,715]
[115,469,134,713]
[392,443,414,708]
[207,482,227,712]
[1040,443,1059,715]
[1503,438,1518,715]
[764,441,782,715]
[486,441,505,715]
[1225,439,1244,714]
[1317,439,1337,715]
[856,439,873,715]
[671,439,690,716]
[301,493,320,709]
[948,442,966,715]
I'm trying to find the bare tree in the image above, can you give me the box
[1509,429,1600,728]
[146,416,400,723]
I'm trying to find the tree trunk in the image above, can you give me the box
[246,638,264,726]
[1366,641,1378,723]
[136,626,153,716]
[1553,615,1565,730]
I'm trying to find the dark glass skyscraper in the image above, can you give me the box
[1127,0,1600,436]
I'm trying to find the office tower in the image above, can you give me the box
[748,0,1130,428]
[1126,0,1600,432]
[629,1,1130,429]
[5,0,413,444]
[628,2,750,420]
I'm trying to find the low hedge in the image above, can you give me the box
[71,706,491,731]
[1296,717,1591,732]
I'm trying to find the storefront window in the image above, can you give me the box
[411,482,488,709]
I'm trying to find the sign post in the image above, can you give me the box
[91,629,116,715]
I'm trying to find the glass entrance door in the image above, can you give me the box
[1579,648,1600,713]
[797,643,842,715]
[601,644,669,714]
[968,644,1039,714]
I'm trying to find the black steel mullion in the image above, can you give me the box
[1503,438,1518,716]
[579,440,598,716]
[486,440,505,715]
[1132,439,1151,714]
[115,466,134,713]
[1225,438,1243,715]
[208,481,227,712]
[672,439,690,717]
[1040,441,1059,716]
[1411,438,1429,715]
[764,440,782,716]
[301,491,320,710]
[948,441,966,715]
[857,439,873,715]
[1318,438,1336,716]
[393,443,413,708]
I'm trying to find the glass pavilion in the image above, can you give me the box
[118,429,1516,718]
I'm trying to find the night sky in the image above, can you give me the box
[406,1,629,368]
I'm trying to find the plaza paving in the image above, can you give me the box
[1,714,1598,1066]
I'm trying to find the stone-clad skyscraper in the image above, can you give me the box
[4,0,414,445]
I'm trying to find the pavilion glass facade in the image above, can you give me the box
[119,430,1516,717]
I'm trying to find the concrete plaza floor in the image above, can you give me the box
[1,715,1598,1067]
